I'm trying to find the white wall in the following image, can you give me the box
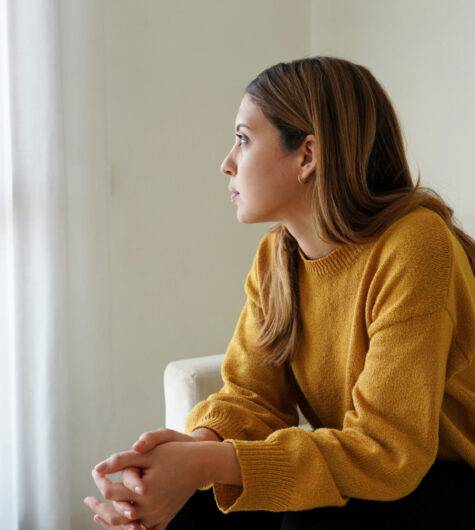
[103,0,310,449]
[311,0,475,219]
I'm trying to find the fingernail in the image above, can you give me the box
[125,510,133,519]
[95,461,106,472]
[135,486,144,495]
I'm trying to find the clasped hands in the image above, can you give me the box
[84,428,223,530]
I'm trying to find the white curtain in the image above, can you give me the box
[0,1,114,528]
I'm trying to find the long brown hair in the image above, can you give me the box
[245,56,475,366]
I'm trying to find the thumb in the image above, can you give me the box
[94,450,144,475]
[132,428,192,453]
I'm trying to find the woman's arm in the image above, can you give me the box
[184,234,300,446]
[197,440,242,486]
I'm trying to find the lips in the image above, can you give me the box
[228,186,239,194]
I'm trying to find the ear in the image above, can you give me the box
[298,134,317,180]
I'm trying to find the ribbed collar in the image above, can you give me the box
[297,243,366,277]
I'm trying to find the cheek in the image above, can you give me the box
[237,145,294,199]
[241,153,281,187]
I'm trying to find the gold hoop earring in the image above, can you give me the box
[298,174,306,184]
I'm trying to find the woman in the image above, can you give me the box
[84,56,475,529]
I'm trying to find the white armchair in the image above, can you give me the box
[164,214,475,434]
[164,353,230,433]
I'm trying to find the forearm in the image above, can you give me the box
[190,427,222,442]
[194,441,242,486]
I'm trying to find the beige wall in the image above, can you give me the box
[311,0,475,219]
[104,0,310,446]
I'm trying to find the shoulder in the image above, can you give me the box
[371,205,453,273]
[380,205,451,251]
[367,206,454,330]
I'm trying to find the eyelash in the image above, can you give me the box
[235,133,248,146]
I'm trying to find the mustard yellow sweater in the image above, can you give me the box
[185,205,475,513]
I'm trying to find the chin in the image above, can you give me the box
[237,213,254,224]
[236,203,274,224]
[237,211,268,225]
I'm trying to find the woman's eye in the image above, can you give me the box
[235,133,248,146]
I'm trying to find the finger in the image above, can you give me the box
[95,450,145,474]
[100,516,142,530]
[93,514,112,528]
[119,520,144,530]
[132,428,173,452]
[121,467,147,496]
[111,499,137,521]
[92,469,140,502]
[132,428,190,452]
[94,511,141,530]
[84,496,133,527]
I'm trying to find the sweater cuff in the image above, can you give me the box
[197,483,213,492]
[185,408,249,441]
[213,438,296,513]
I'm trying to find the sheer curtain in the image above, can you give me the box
[0,1,114,528]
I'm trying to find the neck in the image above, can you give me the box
[284,219,339,261]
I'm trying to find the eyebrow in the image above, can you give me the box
[235,123,252,132]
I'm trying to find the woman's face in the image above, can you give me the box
[221,93,313,225]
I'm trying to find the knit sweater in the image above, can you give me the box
[185,205,475,513]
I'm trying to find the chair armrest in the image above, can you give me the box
[163,354,310,433]
[164,354,225,432]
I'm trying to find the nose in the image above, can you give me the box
[220,148,237,176]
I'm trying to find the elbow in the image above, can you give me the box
[375,449,436,501]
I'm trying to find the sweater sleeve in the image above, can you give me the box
[185,234,300,442]
[215,309,454,512]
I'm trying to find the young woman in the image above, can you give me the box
[84,56,475,530]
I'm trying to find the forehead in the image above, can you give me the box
[234,94,267,130]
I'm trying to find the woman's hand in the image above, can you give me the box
[84,428,224,528]
[118,428,222,496]
[84,469,145,530]
[132,427,221,454]
[132,428,197,453]
[86,441,222,529]
[118,429,198,496]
